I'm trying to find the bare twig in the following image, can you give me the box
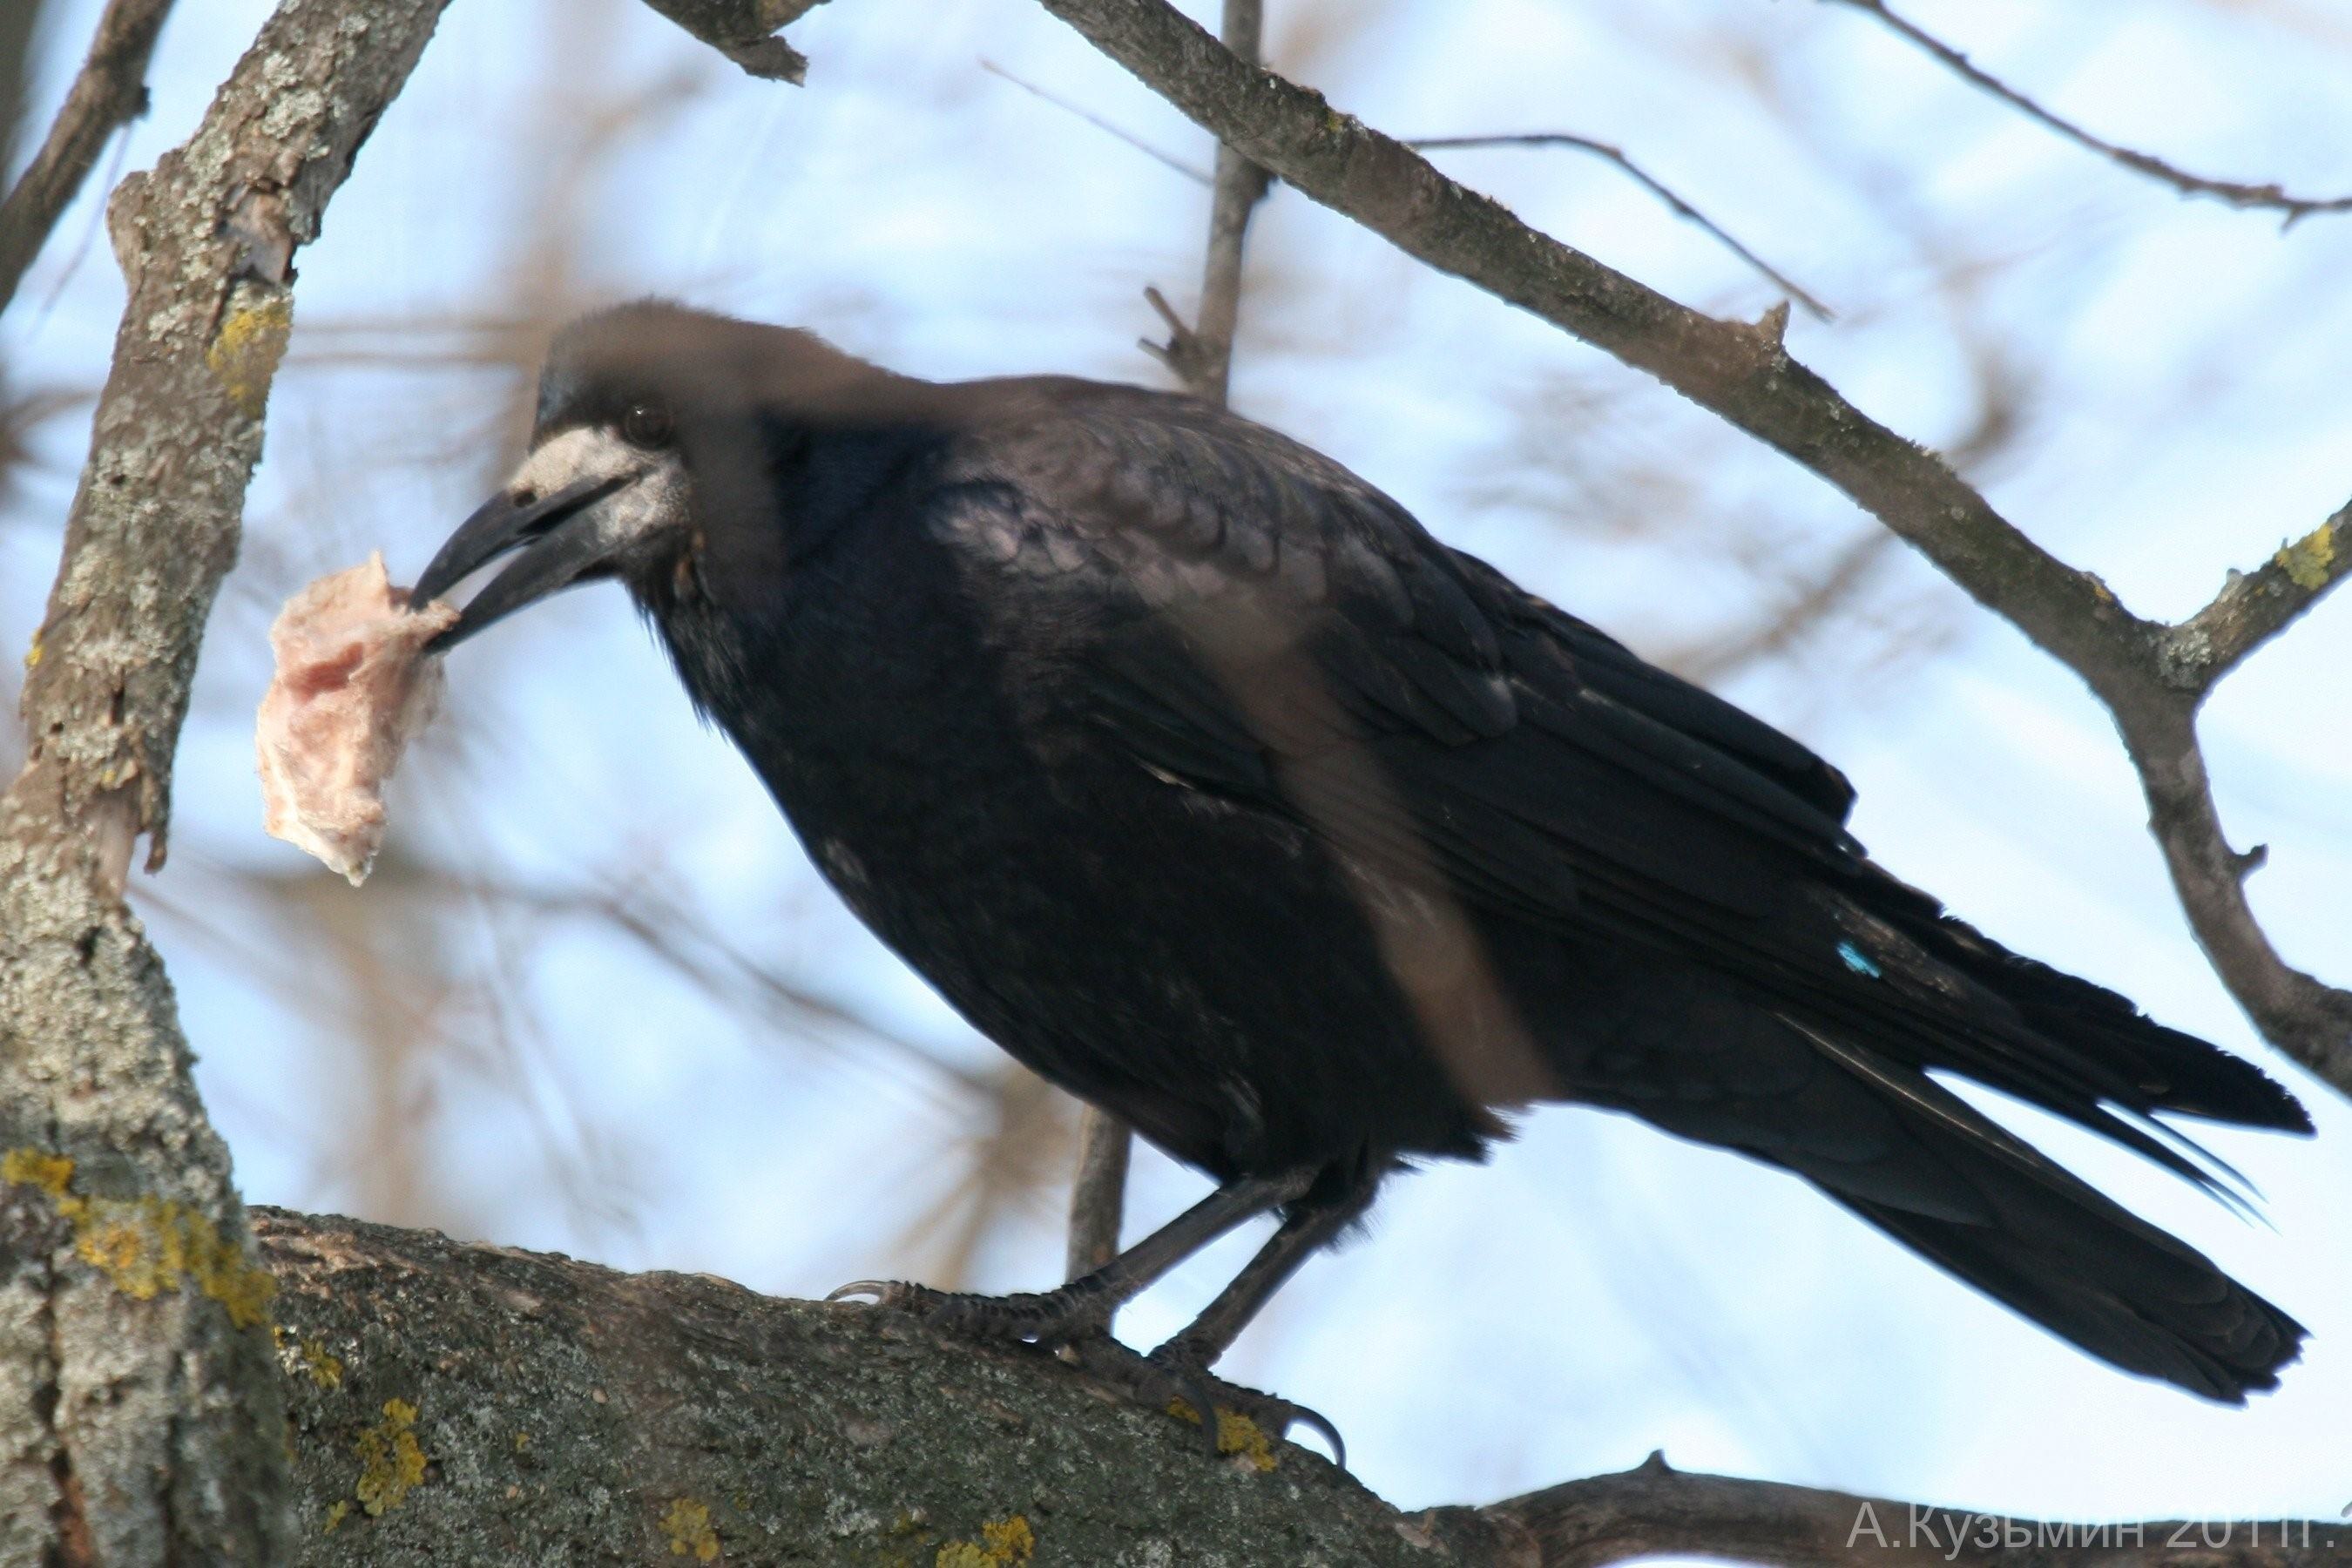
[1170,0,1269,404]
[1424,1450,2349,1568]
[1828,0,2352,226]
[1029,0,2352,1093]
[1410,132,1830,321]
[2163,500,2352,687]
[0,0,175,313]
[634,0,821,84]
[981,57,1209,184]
[1664,530,1900,684]
[1071,0,1274,1298]
[1064,1102,1132,1277]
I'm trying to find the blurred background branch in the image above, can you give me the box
[0,0,173,311]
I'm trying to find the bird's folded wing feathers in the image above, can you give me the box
[933,390,2306,1153]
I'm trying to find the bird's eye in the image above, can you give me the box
[620,402,673,449]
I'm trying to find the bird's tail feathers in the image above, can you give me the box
[1792,1024,2304,1402]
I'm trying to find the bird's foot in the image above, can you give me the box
[1061,1336,1346,1469]
[825,1278,1111,1346]
[828,1279,1343,1467]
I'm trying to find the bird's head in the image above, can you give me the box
[413,301,902,648]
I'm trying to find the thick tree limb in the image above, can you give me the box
[245,1207,2346,1566]
[0,0,175,314]
[256,1207,1450,1566]
[1826,0,2352,226]
[0,3,449,1563]
[1023,0,2352,1096]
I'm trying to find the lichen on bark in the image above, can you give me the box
[258,1209,1451,1567]
[0,2,451,1562]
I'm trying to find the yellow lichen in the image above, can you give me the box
[1214,1410,1279,1472]
[2276,524,2339,591]
[1166,1399,1278,1472]
[20,634,38,671]
[322,1500,349,1534]
[513,1430,531,1451]
[3,1147,74,1196]
[205,294,294,418]
[936,1515,1034,1568]
[300,1337,344,1389]
[355,1398,428,1517]
[3,1147,274,1328]
[660,1497,720,1561]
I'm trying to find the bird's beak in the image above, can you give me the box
[409,413,677,653]
[412,474,634,652]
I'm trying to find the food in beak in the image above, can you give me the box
[256,553,456,885]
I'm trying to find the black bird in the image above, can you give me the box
[414,301,2308,1436]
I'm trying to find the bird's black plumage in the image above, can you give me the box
[420,302,2311,1405]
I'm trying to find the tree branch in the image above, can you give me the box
[634,0,824,84]
[0,2,449,1562]
[2162,499,2352,688]
[255,1207,1449,1565]
[1826,0,2352,226]
[1071,0,1275,1304]
[1064,1103,1132,1279]
[1450,1453,2348,1568]
[0,0,175,314]
[1137,0,1268,403]
[1409,132,1830,321]
[981,57,1210,185]
[240,1206,2346,1566]
[1023,0,2352,1096]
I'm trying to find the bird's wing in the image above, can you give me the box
[932,385,2305,1152]
[946,385,1857,913]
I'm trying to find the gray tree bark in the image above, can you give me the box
[0,3,449,1562]
[252,1207,2346,1568]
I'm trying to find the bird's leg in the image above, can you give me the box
[1146,1187,1369,1462]
[828,1166,1314,1346]
[1058,1183,1372,1464]
[1152,1194,1363,1370]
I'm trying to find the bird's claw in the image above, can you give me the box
[824,1279,1343,1465]
[1058,1337,1347,1468]
[1154,1350,1346,1469]
[1211,1383,1346,1470]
